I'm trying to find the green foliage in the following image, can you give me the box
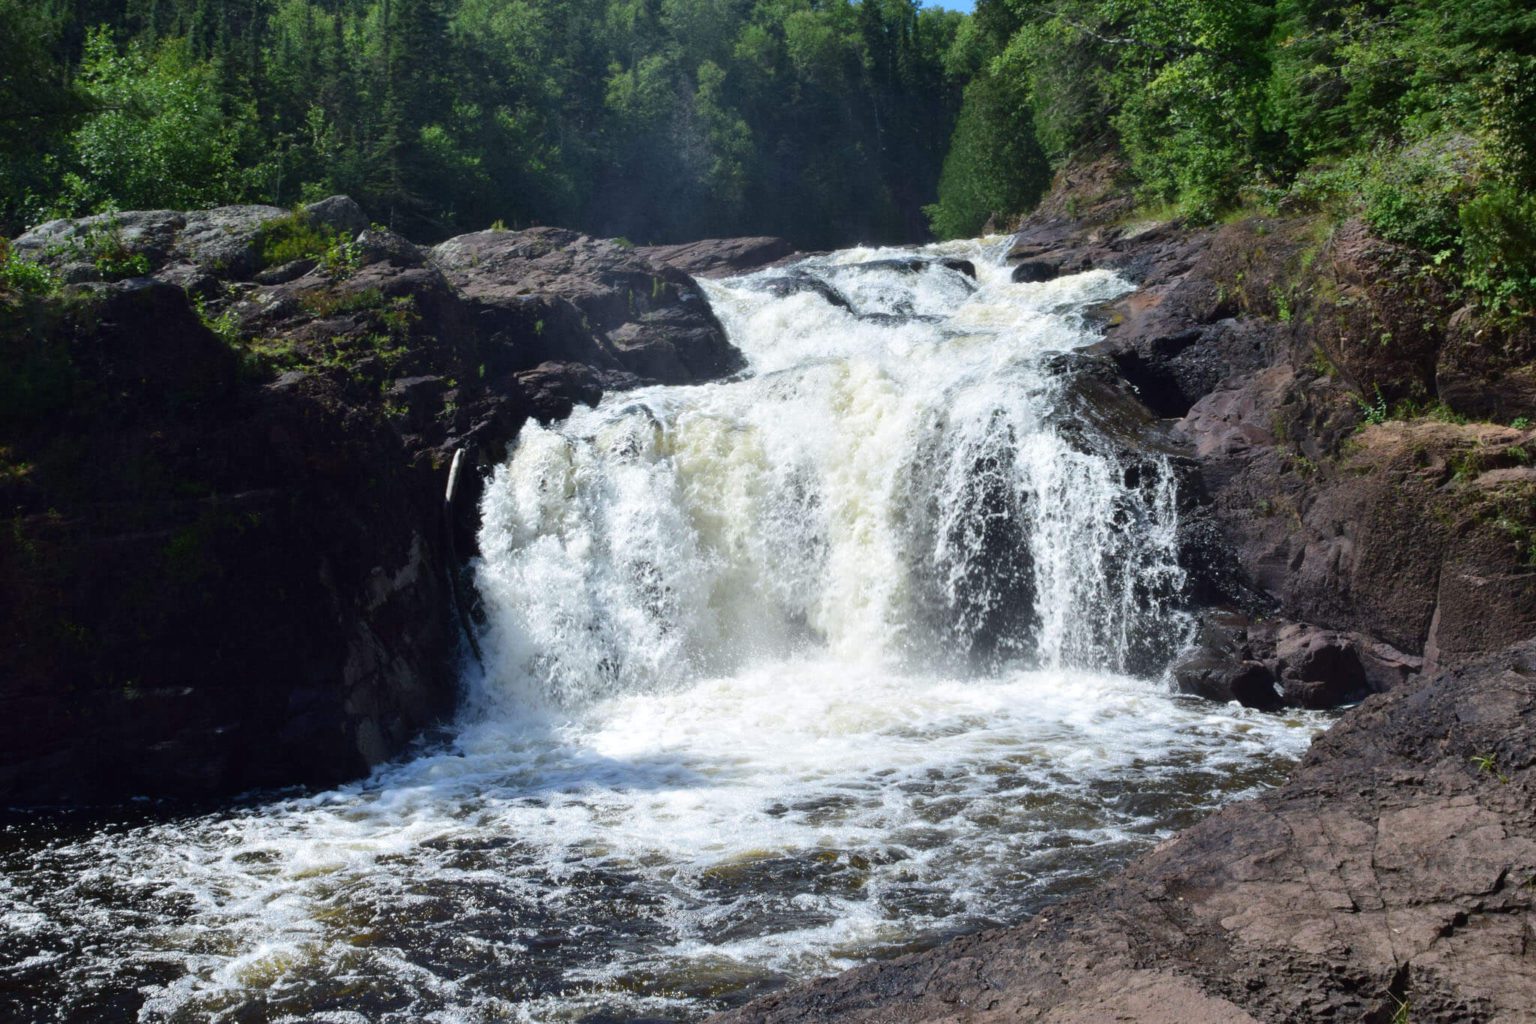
[53,29,242,217]
[0,241,58,296]
[74,219,151,281]
[1460,183,1536,317]
[1360,146,1471,255]
[193,294,242,348]
[0,1,84,234]
[1356,386,1389,427]
[256,212,361,278]
[4,0,968,249]
[926,68,1049,238]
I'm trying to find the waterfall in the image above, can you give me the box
[474,240,1190,709]
[0,238,1320,1024]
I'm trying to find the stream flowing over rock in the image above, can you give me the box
[712,163,1536,1024]
[1,201,739,803]
[0,227,1326,1022]
[4,183,1535,1022]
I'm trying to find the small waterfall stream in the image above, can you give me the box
[0,239,1322,1024]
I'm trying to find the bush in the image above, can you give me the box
[256,211,360,277]
[0,240,58,295]
[1359,144,1472,254]
[1461,183,1536,316]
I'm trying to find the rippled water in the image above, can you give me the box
[1,239,1323,1023]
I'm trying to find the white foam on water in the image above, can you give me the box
[0,238,1326,1024]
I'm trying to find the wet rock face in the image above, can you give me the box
[0,205,748,804]
[717,644,1536,1024]
[1009,209,1536,699]
[1010,259,1059,284]
[750,271,853,311]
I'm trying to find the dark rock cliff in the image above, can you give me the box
[0,200,758,805]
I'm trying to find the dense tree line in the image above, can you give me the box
[930,0,1536,313]
[5,0,1533,312]
[0,0,966,248]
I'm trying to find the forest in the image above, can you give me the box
[0,0,968,248]
[1,0,1534,311]
[934,0,1536,315]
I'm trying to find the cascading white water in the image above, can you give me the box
[0,239,1324,1024]
[475,242,1186,709]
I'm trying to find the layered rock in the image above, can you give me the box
[0,200,743,804]
[636,235,794,279]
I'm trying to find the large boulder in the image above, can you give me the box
[431,227,744,385]
[636,236,794,278]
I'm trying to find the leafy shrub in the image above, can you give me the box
[1481,53,1536,191]
[1460,183,1536,316]
[256,211,360,278]
[81,222,150,280]
[56,30,241,216]
[0,240,58,295]
[1360,145,1471,255]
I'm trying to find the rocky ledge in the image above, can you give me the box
[0,201,783,804]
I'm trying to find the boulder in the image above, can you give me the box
[1271,623,1370,708]
[753,272,853,311]
[635,236,794,278]
[431,227,744,385]
[1010,259,1059,284]
[1172,652,1282,709]
[1436,305,1536,421]
[304,194,371,236]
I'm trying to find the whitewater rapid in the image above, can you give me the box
[0,238,1323,1024]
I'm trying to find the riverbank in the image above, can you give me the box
[4,182,1534,1019]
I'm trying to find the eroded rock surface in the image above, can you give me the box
[636,235,794,278]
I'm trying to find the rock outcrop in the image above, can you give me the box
[1,200,743,804]
[636,235,795,279]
